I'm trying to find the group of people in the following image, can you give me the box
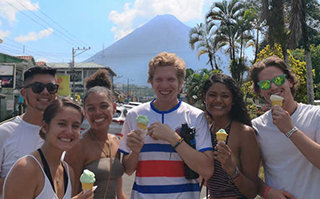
[0,52,319,199]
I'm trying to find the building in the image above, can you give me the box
[0,53,36,121]
[47,62,116,94]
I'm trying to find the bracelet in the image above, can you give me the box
[285,126,298,138]
[173,137,184,149]
[229,166,240,180]
[264,186,271,199]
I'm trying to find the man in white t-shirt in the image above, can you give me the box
[250,55,320,199]
[0,66,58,196]
[119,52,214,199]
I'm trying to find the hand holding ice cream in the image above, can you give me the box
[136,115,149,137]
[270,94,284,107]
[80,169,96,193]
[216,129,228,143]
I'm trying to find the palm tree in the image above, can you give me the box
[289,0,314,104]
[206,0,255,85]
[261,0,290,66]
[189,23,219,70]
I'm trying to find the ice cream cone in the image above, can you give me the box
[270,94,284,107]
[80,169,95,193]
[136,115,149,137]
[216,129,228,143]
[81,182,94,190]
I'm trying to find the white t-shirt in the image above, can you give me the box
[252,103,320,199]
[119,100,213,199]
[0,116,43,178]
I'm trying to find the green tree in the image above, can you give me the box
[289,0,315,104]
[261,0,289,66]
[184,68,220,106]
[189,23,218,70]
[206,0,254,84]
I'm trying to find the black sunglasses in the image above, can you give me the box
[24,82,59,94]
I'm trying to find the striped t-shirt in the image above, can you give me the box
[119,100,213,199]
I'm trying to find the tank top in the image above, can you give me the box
[207,123,246,199]
[84,157,124,199]
[29,155,72,199]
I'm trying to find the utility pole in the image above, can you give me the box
[71,47,90,99]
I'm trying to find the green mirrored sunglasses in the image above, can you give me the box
[257,74,287,90]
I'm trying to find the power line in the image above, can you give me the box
[29,2,92,49]
[2,38,68,62]
[13,0,86,48]
[3,0,75,46]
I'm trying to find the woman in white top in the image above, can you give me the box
[3,98,94,199]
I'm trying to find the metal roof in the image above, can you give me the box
[47,62,116,76]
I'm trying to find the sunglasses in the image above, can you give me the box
[257,74,287,90]
[24,82,59,94]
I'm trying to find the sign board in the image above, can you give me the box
[56,75,70,96]
[0,65,14,76]
[0,76,14,88]
[7,100,14,111]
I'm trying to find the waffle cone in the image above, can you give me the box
[82,182,94,190]
[137,123,147,130]
[216,133,228,142]
[271,100,283,107]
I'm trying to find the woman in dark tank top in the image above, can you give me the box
[202,73,260,199]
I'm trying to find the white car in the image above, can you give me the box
[109,106,129,138]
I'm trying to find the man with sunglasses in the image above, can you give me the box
[0,66,58,197]
[250,55,320,199]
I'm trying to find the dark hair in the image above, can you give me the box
[202,73,252,126]
[85,69,112,90]
[24,66,56,84]
[83,86,114,107]
[249,55,299,96]
[40,97,84,139]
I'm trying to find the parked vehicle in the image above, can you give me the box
[109,106,128,138]
[128,101,142,106]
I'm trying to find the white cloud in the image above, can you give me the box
[0,30,10,39]
[108,0,205,40]
[0,0,39,22]
[15,28,53,42]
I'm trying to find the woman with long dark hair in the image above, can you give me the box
[202,73,260,199]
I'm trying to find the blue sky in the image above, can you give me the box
[0,0,217,63]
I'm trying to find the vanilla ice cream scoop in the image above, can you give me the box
[270,94,284,107]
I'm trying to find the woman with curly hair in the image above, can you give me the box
[65,69,127,199]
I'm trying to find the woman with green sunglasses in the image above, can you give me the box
[249,55,320,199]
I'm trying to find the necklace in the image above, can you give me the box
[213,120,232,132]
[89,129,111,157]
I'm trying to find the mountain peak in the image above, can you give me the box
[86,15,217,85]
